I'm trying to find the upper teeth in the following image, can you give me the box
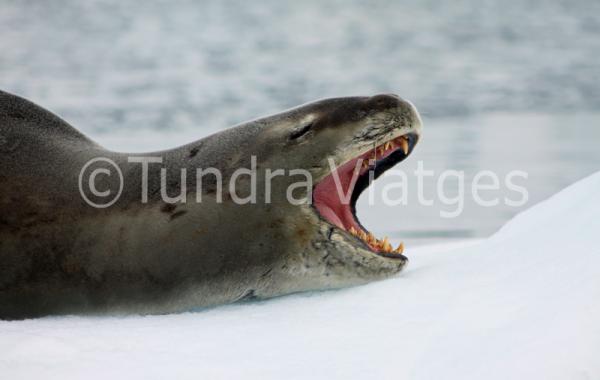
[399,138,409,154]
[362,136,409,170]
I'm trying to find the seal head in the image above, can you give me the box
[249,94,422,294]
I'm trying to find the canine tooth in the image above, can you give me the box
[395,242,405,254]
[384,142,391,150]
[382,237,392,252]
[349,227,357,235]
[399,137,409,155]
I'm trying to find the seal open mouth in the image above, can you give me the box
[313,133,418,259]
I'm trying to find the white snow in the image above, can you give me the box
[2,172,600,380]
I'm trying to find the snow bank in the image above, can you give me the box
[1,173,599,380]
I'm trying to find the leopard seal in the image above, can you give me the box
[0,90,422,319]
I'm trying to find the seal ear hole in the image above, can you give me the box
[289,123,313,140]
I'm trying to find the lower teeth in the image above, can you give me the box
[348,227,404,254]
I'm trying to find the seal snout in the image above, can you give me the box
[362,93,423,133]
[367,93,413,110]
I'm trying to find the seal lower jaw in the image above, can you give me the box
[313,132,419,260]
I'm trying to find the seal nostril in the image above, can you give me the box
[289,123,313,140]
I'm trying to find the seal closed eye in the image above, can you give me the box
[289,123,313,140]
[0,90,422,319]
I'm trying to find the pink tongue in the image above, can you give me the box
[313,157,364,232]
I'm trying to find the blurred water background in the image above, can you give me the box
[1,0,599,244]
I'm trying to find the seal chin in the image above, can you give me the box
[313,132,419,260]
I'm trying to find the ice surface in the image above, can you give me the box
[1,172,599,379]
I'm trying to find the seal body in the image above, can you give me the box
[0,90,422,319]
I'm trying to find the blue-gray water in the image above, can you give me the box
[1,0,599,244]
